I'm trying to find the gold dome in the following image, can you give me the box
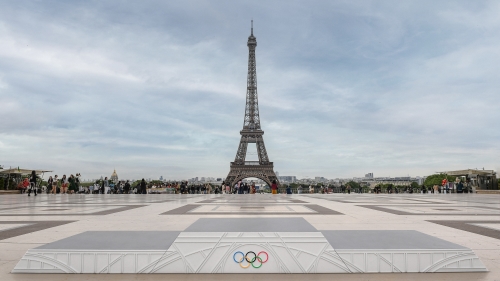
[111,169,118,180]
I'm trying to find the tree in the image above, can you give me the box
[424,174,455,188]
[345,181,360,190]
[410,181,420,192]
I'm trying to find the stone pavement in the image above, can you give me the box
[0,193,499,280]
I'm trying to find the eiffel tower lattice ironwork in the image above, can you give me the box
[225,21,279,188]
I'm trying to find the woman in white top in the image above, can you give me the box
[52,175,59,194]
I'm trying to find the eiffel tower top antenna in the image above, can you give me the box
[251,19,253,35]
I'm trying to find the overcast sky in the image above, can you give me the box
[1,1,499,180]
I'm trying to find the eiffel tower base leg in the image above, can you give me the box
[225,163,279,189]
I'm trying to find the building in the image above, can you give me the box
[315,177,327,183]
[110,170,118,183]
[278,176,297,183]
[365,173,374,179]
[441,169,497,190]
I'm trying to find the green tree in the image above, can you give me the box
[410,182,419,190]
[345,181,360,190]
[424,174,455,188]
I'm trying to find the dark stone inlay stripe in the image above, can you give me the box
[289,199,309,203]
[359,205,500,216]
[321,230,467,249]
[36,231,181,250]
[185,218,318,232]
[161,204,343,215]
[304,204,342,214]
[0,205,147,216]
[0,221,75,241]
[53,199,174,204]
[162,204,200,214]
[196,200,216,203]
[428,220,500,240]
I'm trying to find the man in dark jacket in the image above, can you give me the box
[140,179,147,194]
[124,180,131,194]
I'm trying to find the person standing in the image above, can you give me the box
[28,170,38,196]
[465,179,471,193]
[52,175,59,194]
[47,176,54,194]
[457,180,464,193]
[140,179,147,194]
[225,183,230,195]
[103,177,109,194]
[346,184,351,194]
[271,180,278,195]
[68,175,76,194]
[60,175,68,194]
[124,180,131,194]
[76,173,82,193]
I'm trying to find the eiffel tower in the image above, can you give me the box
[225,21,279,188]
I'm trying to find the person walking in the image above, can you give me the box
[225,183,230,195]
[346,184,351,194]
[28,170,38,196]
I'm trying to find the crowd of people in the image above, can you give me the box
[18,172,469,196]
[17,171,82,196]
[17,172,284,195]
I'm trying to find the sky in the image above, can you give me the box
[0,0,499,180]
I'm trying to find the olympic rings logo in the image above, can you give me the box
[233,251,268,269]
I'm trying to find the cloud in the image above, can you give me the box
[0,0,499,180]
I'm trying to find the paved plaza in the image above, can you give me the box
[0,193,499,280]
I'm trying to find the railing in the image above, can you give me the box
[230,161,273,166]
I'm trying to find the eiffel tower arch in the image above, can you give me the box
[225,21,279,188]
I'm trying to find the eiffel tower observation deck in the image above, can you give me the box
[225,21,279,188]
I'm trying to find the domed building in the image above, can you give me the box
[111,169,118,183]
